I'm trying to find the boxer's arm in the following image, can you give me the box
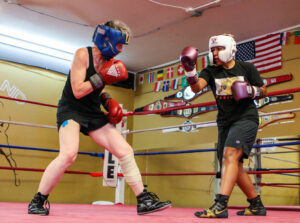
[71,48,94,99]
[101,92,123,124]
[231,81,266,101]
[180,46,208,93]
[89,59,128,89]
[190,77,208,93]
[260,85,267,98]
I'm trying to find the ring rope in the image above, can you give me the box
[1,87,299,114]
[0,166,299,176]
[123,121,217,134]
[257,168,300,178]
[0,95,57,108]
[259,184,300,189]
[0,120,56,129]
[2,141,300,157]
[258,168,300,171]
[0,144,104,157]
[134,141,300,156]
[276,173,300,177]
[261,155,300,165]
[254,151,300,155]
[0,166,90,175]
[277,146,300,151]
[277,137,300,141]
[2,107,299,133]
[260,183,300,186]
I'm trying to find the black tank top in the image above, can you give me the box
[57,47,104,115]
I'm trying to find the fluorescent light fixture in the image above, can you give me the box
[0,26,74,61]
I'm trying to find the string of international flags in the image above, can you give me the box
[138,64,187,92]
[137,29,300,92]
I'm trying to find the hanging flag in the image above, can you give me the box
[148,71,154,83]
[280,32,289,45]
[153,81,161,92]
[171,78,178,90]
[177,64,184,76]
[162,80,170,92]
[236,33,282,74]
[157,69,164,81]
[138,73,144,85]
[166,67,174,79]
[181,76,188,88]
[294,30,300,44]
[202,55,209,68]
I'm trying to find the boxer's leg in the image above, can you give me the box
[89,123,172,214]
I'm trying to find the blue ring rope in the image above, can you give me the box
[1,141,299,157]
[135,141,300,156]
[0,144,104,157]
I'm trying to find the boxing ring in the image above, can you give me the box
[0,88,300,223]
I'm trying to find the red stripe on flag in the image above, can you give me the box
[253,34,282,74]
[256,62,282,72]
[255,33,279,43]
[254,49,281,60]
[253,57,281,67]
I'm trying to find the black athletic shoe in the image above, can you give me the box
[237,195,266,216]
[28,192,50,216]
[137,189,172,215]
[194,194,229,218]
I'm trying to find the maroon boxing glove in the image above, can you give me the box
[90,59,128,89]
[231,81,263,101]
[180,46,199,85]
[101,92,123,124]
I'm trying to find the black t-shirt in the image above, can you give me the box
[199,61,264,126]
[57,47,104,117]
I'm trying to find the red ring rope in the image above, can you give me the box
[0,95,57,108]
[1,87,300,114]
[1,166,299,177]
[260,184,300,189]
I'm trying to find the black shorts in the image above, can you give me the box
[217,119,258,166]
[57,111,109,136]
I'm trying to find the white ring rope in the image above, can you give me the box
[262,155,300,165]
[123,121,217,134]
[122,107,300,135]
[0,120,56,129]
[0,107,299,133]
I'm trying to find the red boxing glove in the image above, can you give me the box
[231,81,263,101]
[101,92,123,124]
[90,59,128,89]
[180,46,199,85]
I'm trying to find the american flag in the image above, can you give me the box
[236,33,282,74]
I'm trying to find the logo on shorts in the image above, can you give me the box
[236,140,240,144]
